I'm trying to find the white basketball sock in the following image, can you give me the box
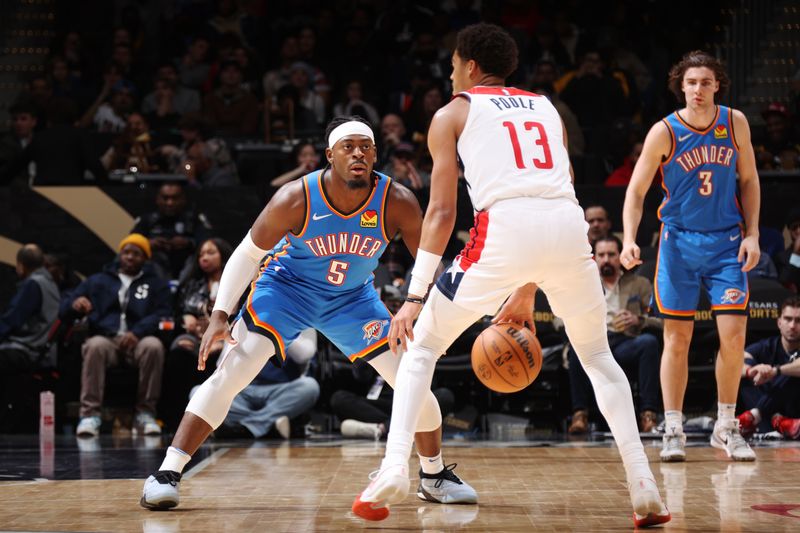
[718,402,736,422]
[564,306,653,483]
[664,410,684,435]
[160,446,191,474]
[419,451,443,475]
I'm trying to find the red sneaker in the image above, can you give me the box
[772,414,800,440]
[737,411,757,438]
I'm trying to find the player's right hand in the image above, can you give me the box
[620,241,642,270]
[198,311,234,370]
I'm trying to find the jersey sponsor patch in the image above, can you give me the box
[362,319,386,341]
[360,210,378,228]
[714,125,728,139]
[721,288,745,304]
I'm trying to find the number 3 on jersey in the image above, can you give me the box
[502,120,553,170]
[698,171,713,196]
[327,259,349,285]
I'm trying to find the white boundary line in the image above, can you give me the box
[182,447,230,480]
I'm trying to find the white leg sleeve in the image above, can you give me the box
[185,320,276,429]
[563,304,653,482]
[369,350,442,433]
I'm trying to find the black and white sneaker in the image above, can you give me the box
[140,470,182,510]
[417,464,478,504]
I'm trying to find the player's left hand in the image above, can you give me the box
[388,300,423,354]
[738,235,760,272]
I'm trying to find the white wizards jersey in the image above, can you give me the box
[456,86,577,211]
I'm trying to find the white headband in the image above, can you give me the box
[328,121,375,148]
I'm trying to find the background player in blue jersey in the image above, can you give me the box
[140,116,477,509]
[621,51,761,462]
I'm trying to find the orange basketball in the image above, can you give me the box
[471,322,543,393]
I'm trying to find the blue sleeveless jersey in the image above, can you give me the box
[265,170,392,293]
[658,106,742,232]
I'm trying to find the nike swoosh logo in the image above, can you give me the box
[678,134,691,142]
[312,213,333,221]
[730,234,740,241]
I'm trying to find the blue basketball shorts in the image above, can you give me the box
[238,267,391,363]
[653,224,749,319]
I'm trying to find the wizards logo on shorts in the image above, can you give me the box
[721,288,745,304]
[362,319,386,341]
[360,210,378,228]
[714,125,728,139]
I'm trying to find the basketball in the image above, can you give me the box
[471,322,543,393]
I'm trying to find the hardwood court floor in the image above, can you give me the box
[1,439,800,532]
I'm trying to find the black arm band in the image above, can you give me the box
[405,296,425,304]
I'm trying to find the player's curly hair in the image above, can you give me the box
[668,50,730,103]
[455,23,518,79]
[324,115,372,143]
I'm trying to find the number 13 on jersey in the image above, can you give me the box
[502,120,553,170]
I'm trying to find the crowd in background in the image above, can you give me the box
[0,0,799,438]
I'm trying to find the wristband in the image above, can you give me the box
[405,295,425,304]
[407,249,442,298]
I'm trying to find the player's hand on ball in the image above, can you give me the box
[493,285,535,333]
[738,235,760,272]
[198,310,235,370]
[389,300,422,354]
[620,241,641,270]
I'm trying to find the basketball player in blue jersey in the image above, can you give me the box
[621,51,761,462]
[140,116,477,509]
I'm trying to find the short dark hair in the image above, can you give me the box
[668,50,730,103]
[594,235,623,254]
[17,244,44,271]
[780,296,800,316]
[455,23,518,79]
[324,115,372,143]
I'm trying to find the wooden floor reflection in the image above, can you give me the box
[2,443,800,532]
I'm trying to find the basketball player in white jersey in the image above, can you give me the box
[352,24,670,528]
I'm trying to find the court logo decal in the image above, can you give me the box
[751,504,800,519]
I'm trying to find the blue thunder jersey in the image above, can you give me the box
[267,169,392,293]
[658,106,742,232]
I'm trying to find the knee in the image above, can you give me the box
[329,390,353,412]
[719,329,746,352]
[296,376,320,403]
[137,337,165,362]
[663,327,692,353]
[82,336,110,360]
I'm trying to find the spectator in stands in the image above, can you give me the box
[43,252,81,295]
[755,103,800,170]
[183,140,239,187]
[528,20,572,73]
[568,236,662,434]
[559,50,628,155]
[262,36,300,101]
[530,82,585,157]
[61,234,171,437]
[584,204,612,244]
[203,59,259,136]
[264,84,318,143]
[158,112,235,176]
[380,142,429,190]
[0,244,60,377]
[81,78,137,133]
[132,182,213,280]
[142,78,182,134]
[49,55,89,111]
[288,61,326,127]
[407,84,445,147]
[738,296,800,439]
[101,112,159,173]
[160,237,232,430]
[605,140,644,187]
[296,26,332,106]
[775,208,800,292]
[1,97,108,185]
[333,80,380,126]
[27,75,53,123]
[198,329,320,439]
[179,36,212,90]
[0,101,37,185]
[270,141,320,187]
[142,63,201,117]
[379,113,411,162]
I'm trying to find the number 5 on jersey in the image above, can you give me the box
[327,259,349,286]
[502,120,554,170]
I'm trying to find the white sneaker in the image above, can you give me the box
[417,464,478,504]
[660,431,686,462]
[140,471,182,509]
[76,416,102,437]
[135,412,162,436]
[711,419,756,461]
[629,477,671,528]
[352,464,410,521]
[341,419,382,439]
[275,415,290,439]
